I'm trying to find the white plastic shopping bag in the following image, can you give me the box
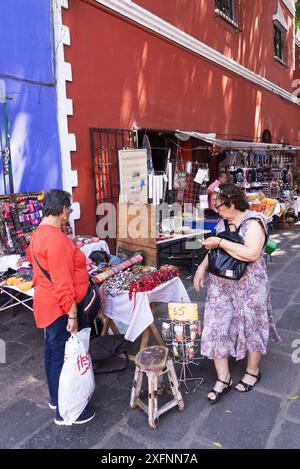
[58,328,95,425]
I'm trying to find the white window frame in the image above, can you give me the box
[273,2,289,66]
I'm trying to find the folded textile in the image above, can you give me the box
[94,255,143,283]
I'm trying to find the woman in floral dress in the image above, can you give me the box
[194,183,280,404]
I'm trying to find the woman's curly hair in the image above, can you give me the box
[217,183,250,212]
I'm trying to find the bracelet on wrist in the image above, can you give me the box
[217,238,223,248]
[68,316,78,320]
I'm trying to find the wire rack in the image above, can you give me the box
[160,318,204,393]
[167,160,209,208]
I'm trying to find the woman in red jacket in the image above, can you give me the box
[28,189,95,425]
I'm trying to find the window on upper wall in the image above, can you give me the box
[274,24,285,63]
[273,1,288,66]
[215,0,241,30]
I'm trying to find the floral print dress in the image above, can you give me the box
[201,210,280,361]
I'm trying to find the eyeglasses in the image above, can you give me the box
[214,201,226,211]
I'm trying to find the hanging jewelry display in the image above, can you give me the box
[161,318,204,393]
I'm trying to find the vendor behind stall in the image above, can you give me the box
[206,171,228,215]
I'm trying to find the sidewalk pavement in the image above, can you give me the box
[0,224,300,449]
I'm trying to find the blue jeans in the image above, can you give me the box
[44,315,70,409]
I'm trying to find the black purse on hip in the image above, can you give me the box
[33,253,101,328]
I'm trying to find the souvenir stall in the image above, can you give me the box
[0,192,44,257]
[103,144,206,354]
[0,234,110,315]
[0,190,111,314]
[116,147,211,268]
[68,234,110,258]
[87,253,191,353]
[0,192,44,312]
[176,131,300,230]
[218,150,299,228]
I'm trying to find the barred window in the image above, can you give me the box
[215,0,234,20]
[274,25,284,61]
[215,0,241,30]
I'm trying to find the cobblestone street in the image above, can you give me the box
[0,224,300,450]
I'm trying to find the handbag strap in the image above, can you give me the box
[31,241,53,284]
[237,216,268,245]
[224,220,238,232]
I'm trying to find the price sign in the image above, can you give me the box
[168,303,199,321]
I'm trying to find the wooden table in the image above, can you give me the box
[99,302,165,362]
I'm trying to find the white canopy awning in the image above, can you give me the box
[176,130,300,151]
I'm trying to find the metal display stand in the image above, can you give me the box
[161,319,204,393]
[0,284,33,312]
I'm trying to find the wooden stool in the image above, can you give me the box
[130,345,184,428]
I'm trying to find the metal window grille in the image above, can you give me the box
[215,0,242,30]
[274,24,286,64]
[90,128,138,252]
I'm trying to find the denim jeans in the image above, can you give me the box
[44,315,70,410]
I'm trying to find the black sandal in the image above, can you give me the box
[207,377,232,405]
[234,371,262,393]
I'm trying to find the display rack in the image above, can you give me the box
[0,191,44,254]
[161,318,204,393]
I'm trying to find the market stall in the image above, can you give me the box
[0,236,110,315]
[176,131,300,230]
[0,191,44,256]
[101,276,190,343]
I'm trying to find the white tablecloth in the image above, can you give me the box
[0,254,21,272]
[102,276,191,342]
[80,241,110,258]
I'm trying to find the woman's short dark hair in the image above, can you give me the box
[218,170,227,179]
[218,183,250,212]
[43,189,71,217]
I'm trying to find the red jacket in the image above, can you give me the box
[27,225,89,328]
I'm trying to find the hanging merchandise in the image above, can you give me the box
[142,133,154,175]
[0,192,44,255]
[173,146,187,192]
[161,319,203,393]
[194,168,209,185]
[3,202,27,254]
[174,324,184,342]
[173,167,187,191]
[162,322,171,341]
[16,193,44,239]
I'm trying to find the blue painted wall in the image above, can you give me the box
[0,0,62,194]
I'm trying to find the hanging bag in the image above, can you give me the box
[173,148,187,190]
[32,249,101,328]
[207,217,268,280]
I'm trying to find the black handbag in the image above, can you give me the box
[77,283,101,329]
[33,253,101,328]
[207,217,268,281]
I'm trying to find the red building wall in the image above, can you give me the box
[295,44,300,72]
[135,0,295,91]
[63,0,300,235]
